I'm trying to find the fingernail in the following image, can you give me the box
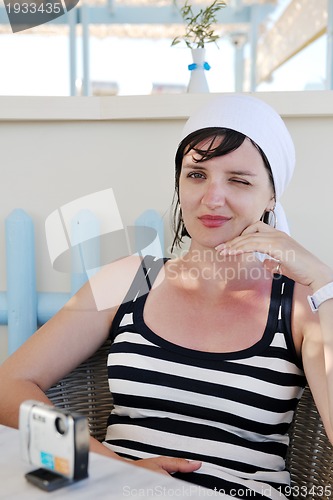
[215,244,225,251]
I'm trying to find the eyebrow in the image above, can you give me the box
[182,164,257,176]
[228,170,257,177]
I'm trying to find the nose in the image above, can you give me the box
[201,181,226,209]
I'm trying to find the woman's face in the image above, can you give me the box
[179,137,275,250]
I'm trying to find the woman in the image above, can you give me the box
[1,94,333,499]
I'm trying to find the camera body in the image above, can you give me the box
[19,400,89,481]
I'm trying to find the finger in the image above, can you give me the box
[229,231,289,262]
[159,458,202,474]
[263,257,282,276]
[215,223,276,253]
[241,221,276,235]
[216,234,263,254]
[134,460,171,476]
[216,235,281,260]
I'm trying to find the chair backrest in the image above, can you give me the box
[286,385,333,493]
[47,345,333,491]
[46,340,112,443]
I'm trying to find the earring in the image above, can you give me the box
[261,208,277,229]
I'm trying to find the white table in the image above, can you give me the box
[0,425,216,499]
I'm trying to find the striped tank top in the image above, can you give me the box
[104,256,306,499]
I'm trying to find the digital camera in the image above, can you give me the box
[19,400,89,485]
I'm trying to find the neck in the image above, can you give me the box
[176,245,270,290]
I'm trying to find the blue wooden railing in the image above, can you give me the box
[0,208,164,355]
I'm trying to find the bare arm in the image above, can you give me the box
[296,276,333,444]
[0,255,145,428]
[0,255,201,475]
[216,221,333,442]
[0,286,115,428]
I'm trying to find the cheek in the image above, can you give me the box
[179,194,193,218]
[179,180,197,208]
[233,193,266,225]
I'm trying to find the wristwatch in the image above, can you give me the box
[307,281,333,312]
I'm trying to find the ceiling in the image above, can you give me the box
[0,0,277,38]
[0,1,329,85]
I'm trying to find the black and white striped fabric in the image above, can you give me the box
[104,256,306,499]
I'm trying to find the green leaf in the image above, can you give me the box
[171,0,226,49]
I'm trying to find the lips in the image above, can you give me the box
[198,215,231,228]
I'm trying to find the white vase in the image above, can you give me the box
[187,48,210,93]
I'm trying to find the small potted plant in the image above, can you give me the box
[172,0,226,92]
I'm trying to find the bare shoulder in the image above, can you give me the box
[75,254,143,314]
[0,255,144,391]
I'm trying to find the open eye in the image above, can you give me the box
[188,171,206,179]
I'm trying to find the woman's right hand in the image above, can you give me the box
[133,456,202,476]
[95,440,202,476]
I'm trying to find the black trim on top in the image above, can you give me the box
[278,277,304,371]
[109,255,167,342]
[133,269,284,361]
[110,257,302,367]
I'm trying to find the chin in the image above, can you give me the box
[187,223,238,249]
[191,236,225,251]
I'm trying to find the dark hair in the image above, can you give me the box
[171,127,275,251]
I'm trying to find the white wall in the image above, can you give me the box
[1,92,333,361]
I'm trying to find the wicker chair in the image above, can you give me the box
[46,340,112,443]
[47,343,333,498]
[286,385,333,498]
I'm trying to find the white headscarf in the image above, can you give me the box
[180,93,295,234]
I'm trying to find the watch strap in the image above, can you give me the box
[307,281,333,312]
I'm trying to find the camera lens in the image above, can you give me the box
[55,416,68,435]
